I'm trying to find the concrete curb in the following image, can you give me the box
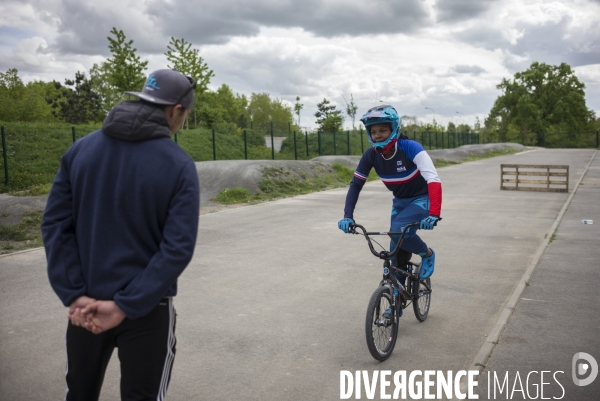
[0,246,44,258]
[466,150,598,375]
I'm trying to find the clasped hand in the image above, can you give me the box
[68,296,126,335]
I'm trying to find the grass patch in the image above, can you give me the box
[461,148,523,162]
[212,187,251,204]
[433,158,460,168]
[0,121,101,194]
[8,183,52,196]
[0,210,44,254]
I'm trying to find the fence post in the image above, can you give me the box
[305,130,309,157]
[72,127,77,143]
[360,127,364,153]
[597,130,599,148]
[270,121,275,160]
[333,131,337,155]
[318,131,322,156]
[244,130,248,160]
[212,129,216,160]
[347,130,350,155]
[293,131,297,160]
[542,132,546,148]
[1,126,8,185]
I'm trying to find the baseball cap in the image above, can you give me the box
[125,69,196,109]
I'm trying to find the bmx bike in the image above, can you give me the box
[349,222,432,361]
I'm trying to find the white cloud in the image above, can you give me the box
[12,36,48,68]
[1,0,598,128]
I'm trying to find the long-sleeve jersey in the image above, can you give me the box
[343,139,442,219]
[42,101,200,320]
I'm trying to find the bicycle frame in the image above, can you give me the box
[349,222,428,303]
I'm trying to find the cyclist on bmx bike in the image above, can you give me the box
[338,104,443,297]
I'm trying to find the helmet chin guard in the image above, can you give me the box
[360,104,401,152]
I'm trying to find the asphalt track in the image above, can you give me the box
[0,147,598,400]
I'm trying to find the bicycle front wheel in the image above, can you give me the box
[365,286,399,361]
[412,277,431,322]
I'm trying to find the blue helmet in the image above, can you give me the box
[360,104,400,152]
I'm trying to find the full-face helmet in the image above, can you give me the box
[359,104,400,153]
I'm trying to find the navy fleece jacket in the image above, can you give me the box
[42,101,200,320]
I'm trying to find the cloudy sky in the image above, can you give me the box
[1,0,599,129]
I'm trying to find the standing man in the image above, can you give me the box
[42,69,200,401]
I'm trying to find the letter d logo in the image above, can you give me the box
[572,352,598,386]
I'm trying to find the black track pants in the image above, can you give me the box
[64,298,176,401]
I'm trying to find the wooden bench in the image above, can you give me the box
[501,164,569,192]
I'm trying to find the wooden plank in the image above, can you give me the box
[517,179,566,185]
[502,180,567,185]
[501,164,569,169]
[500,164,568,192]
[512,171,567,177]
[501,186,568,193]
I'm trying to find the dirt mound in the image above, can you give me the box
[0,143,528,221]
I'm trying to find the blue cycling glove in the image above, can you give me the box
[338,218,354,233]
[420,216,440,230]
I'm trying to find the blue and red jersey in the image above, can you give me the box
[343,139,442,219]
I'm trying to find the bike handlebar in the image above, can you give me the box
[349,222,421,260]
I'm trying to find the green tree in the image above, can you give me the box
[89,28,149,113]
[107,27,148,94]
[487,62,596,145]
[49,71,103,124]
[215,84,248,127]
[165,37,215,128]
[342,93,358,130]
[314,98,343,132]
[294,96,303,127]
[89,62,121,114]
[0,68,56,122]
[165,37,214,95]
[195,85,249,129]
[447,122,457,134]
[247,93,294,133]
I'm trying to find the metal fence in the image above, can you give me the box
[482,130,599,149]
[1,122,597,192]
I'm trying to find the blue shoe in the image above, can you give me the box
[383,306,402,319]
[420,249,435,279]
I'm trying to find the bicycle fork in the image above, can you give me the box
[381,261,410,324]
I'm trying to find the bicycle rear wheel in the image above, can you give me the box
[365,286,399,361]
[412,277,431,322]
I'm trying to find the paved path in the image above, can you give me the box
[477,150,599,400]
[0,148,596,400]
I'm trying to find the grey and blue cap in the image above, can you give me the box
[125,69,195,109]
